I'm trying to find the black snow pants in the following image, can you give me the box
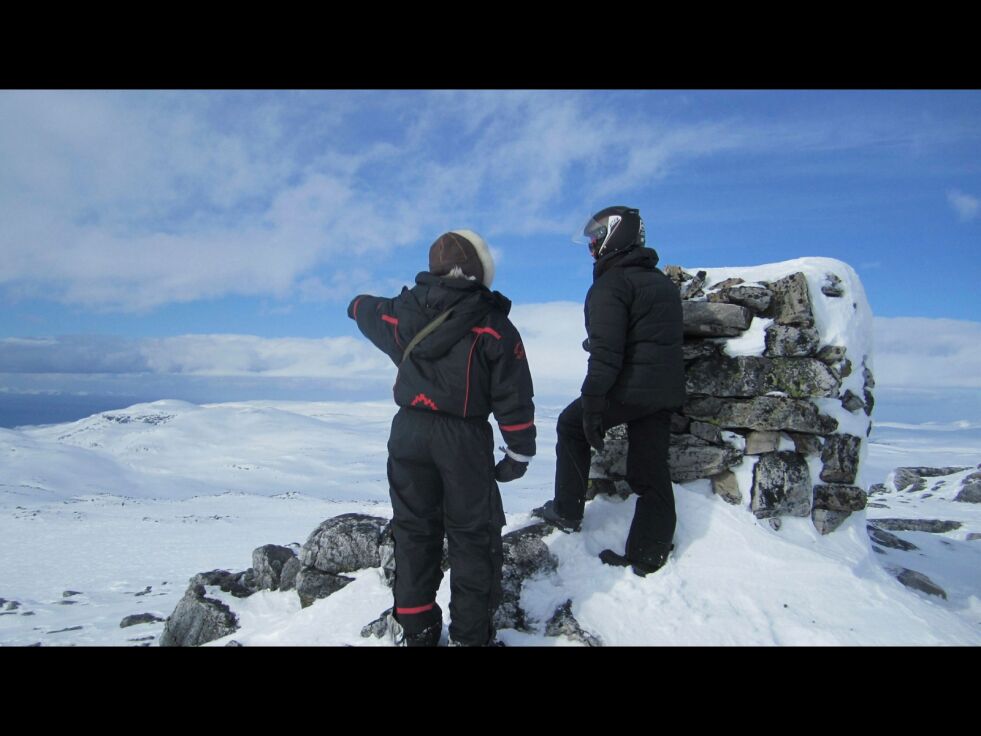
[554,397,675,558]
[387,407,505,646]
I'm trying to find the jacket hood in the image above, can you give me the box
[593,245,660,280]
[402,272,511,360]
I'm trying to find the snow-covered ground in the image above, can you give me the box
[1,399,978,647]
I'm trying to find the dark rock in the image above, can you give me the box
[684,396,838,435]
[494,523,559,632]
[764,272,814,327]
[863,389,874,416]
[225,640,244,647]
[816,345,846,365]
[278,557,302,592]
[869,518,962,533]
[812,509,851,535]
[378,522,396,587]
[863,364,875,390]
[686,355,840,399]
[813,484,867,512]
[892,468,926,493]
[866,526,919,551]
[294,568,355,608]
[361,608,395,639]
[187,569,256,599]
[713,277,745,290]
[682,339,723,362]
[967,533,981,541]
[1,599,21,611]
[252,545,297,591]
[821,273,845,297]
[299,513,388,575]
[134,586,152,596]
[120,613,165,628]
[47,626,84,634]
[744,430,781,455]
[893,568,947,599]
[689,420,724,445]
[668,433,743,483]
[751,452,812,518]
[840,390,866,413]
[682,302,754,337]
[955,473,981,503]
[764,325,820,357]
[545,600,602,647]
[787,432,823,456]
[711,471,743,505]
[159,580,240,647]
[868,483,888,496]
[680,270,707,300]
[708,285,773,313]
[820,434,862,484]
[664,265,694,285]
[63,590,83,598]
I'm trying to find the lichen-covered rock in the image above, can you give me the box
[711,470,742,505]
[764,325,820,357]
[294,568,354,608]
[159,574,243,647]
[892,568,947,599]
[840,390,866,413]
[682,302,754,337]
[252,544,297,591]
[685,396,838,435]
[545,600,602,647]
[494,523,559,632]
[682,339,723,362]
[668,433,743,483]
[708,285,773,313]
[686,355,841,399]
[689,420,724,445]
[764,272,814,327]
[955,472,981,503]
[664,265,694,285]
[813,484,867,512]
[120,613,165,628]
[787,432,823,456]
[278,557,301,592]
[680,270,707,300]
[816,345,846,365]
[299,513,388,575]
[820,434,862,484]
[361,607,395,640]
[751,452,812,518]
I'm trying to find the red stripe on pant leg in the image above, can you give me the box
[396,603,435,615]
[501,420,535,432]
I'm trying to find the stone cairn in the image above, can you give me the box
[589,266,873,535]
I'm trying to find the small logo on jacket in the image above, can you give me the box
[411,393,439,411]
[514,341,526,360]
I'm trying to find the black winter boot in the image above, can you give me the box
[531,500,582,533]
[392,615,442,647]
[599,542,673,577]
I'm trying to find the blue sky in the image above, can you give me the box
[1,90,980,420]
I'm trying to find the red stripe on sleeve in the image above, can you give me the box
[471,326,502,340]
[382,315,398,325]
[500,420,535,432]
[352,297,363,319]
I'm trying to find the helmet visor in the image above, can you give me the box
[572,214,622,256]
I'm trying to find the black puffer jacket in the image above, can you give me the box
[581,246,685,411]
[348,272,536,457]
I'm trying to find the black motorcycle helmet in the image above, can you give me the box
[575,206,645,259]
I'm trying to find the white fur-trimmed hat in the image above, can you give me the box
[428,229,495,288]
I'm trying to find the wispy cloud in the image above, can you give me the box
[947,189,979,222]
[873,316,981,389]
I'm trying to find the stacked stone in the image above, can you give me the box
[589,267,873,535]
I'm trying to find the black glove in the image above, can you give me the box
[495,455,528,483]
[581,394,607,452]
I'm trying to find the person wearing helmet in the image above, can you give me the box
[348,230,536,645]
[532,206,685,576]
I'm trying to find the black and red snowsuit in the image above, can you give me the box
[348,272,536,646]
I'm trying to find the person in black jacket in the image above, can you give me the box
[349,230,536,645]
[533,206,685,576]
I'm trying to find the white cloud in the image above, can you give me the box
[947,189,979,222]
[873,316,981,389]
